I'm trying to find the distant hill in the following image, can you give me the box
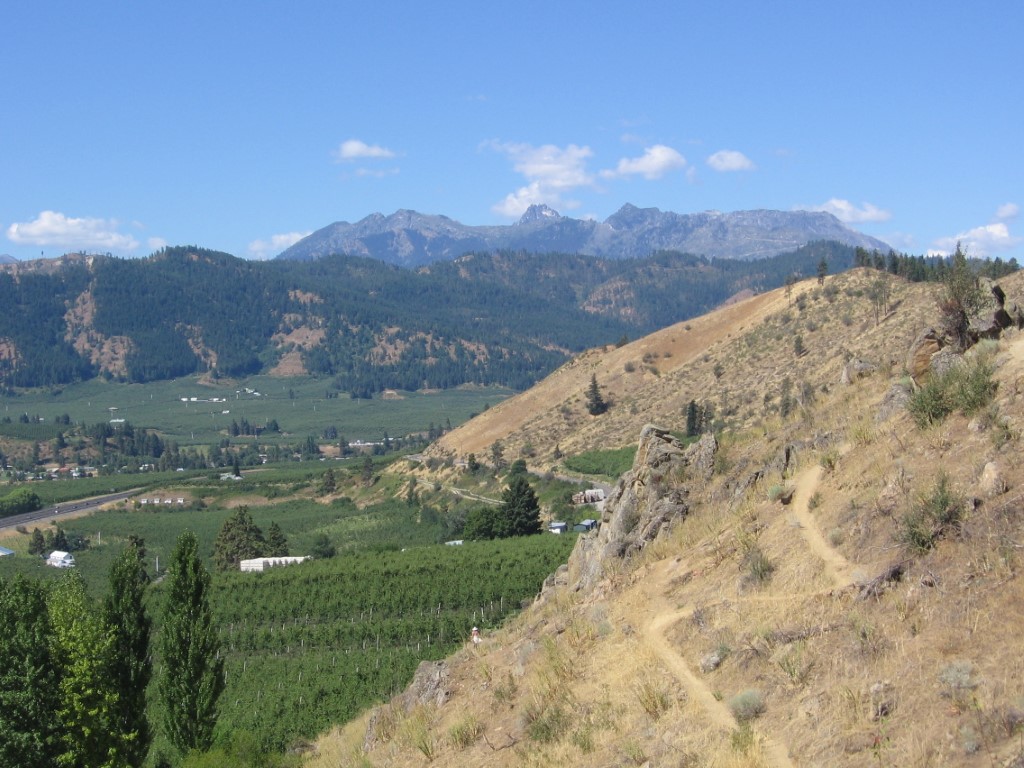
[0,242,867,391]
[276,204,892,266]
[0,254,16,264]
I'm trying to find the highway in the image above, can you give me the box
[0,489,140,533]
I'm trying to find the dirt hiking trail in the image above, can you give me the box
[629,450,860,767]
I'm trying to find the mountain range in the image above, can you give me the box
[276,204,892,266]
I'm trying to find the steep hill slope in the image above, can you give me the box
[309,269,1024,767]
[430,268,952,465]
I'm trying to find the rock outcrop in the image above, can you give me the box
[567,426,716,592]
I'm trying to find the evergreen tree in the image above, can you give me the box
[586,374,608,415]
[104,542,152,767]
[0,575,62,767]
[816,257,828,285]
[52,527,70,552]
[211,507,266,571]
[264,522,289,557]
[159,530,224,755]
[496,474,541,538]
[49,572,124,768]
[28,527,46,555]
[685,400,699,437]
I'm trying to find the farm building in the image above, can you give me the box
[0,546,14,557]
[547,521,569,534]
[239,556,309,572]
[46,550,75,568]
[573,519,598,533]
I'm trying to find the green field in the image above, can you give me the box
[0,375,513,446]
[0,457,579,762]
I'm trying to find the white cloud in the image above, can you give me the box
[932,222,1020,258]
[996,202,1019,220]
[147,237,168,252]
[247,231,312,260]
[488,141,595,217]
[804,198,892,224]
[602,144,686,180]
[706,149,755,172]
[6,210,139,252]
[333,139,396,161]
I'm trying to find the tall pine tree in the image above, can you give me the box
[159,530,224,755]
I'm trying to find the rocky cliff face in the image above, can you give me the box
[566,426,717,592]
[276,205,891,265]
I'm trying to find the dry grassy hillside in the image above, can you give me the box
[431,268,948,468]
[310,268,1024,767]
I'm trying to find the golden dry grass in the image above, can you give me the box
[307,269,1024,768]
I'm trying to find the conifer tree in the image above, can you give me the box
[496,474,541,538]
[211,506,266,571]
[264,522,289,557]
[159,531,223,755]
[104,541,152,767]
[586,374,608,416]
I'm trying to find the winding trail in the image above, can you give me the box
[634,456,855,767]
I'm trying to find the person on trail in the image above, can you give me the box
[471,626,480,644]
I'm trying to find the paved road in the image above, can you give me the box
[0,489,140,532]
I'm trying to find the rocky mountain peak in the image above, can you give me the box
[517,204,562,225]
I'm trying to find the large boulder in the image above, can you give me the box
[906,328,944,383]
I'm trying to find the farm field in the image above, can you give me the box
[0,455,580,761]
[0,375,514,447]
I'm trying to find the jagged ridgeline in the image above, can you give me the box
[0,243,858,392]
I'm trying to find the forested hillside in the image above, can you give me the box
[0,241,916,394]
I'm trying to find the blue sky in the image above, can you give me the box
[1,1,1020,262]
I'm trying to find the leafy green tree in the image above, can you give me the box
[816,257,828,285]
[463,506,498,540]
[0,575,62,767]
[309,533,336,559]
[49,572,124,768]
[104,542,152,767]
[496,475,541,538]
[211,507,266,571]
[264,522,289,557]
[319,468,336,495]
[159,530,224,755]
[585,374,608,416]
[466,453,480,473]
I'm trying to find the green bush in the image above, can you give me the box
[908,354,996,428]
[898,472,964,552]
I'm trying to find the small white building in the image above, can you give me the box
[46,551,75,568]
[547,521,569,534]
[239,556,308,572]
